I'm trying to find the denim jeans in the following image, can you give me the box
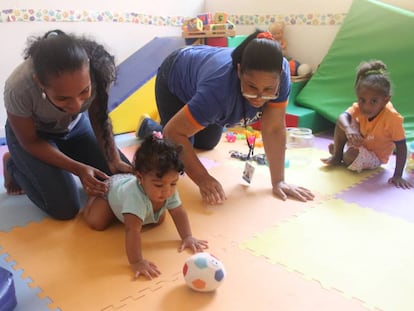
[5,114,129,220]
[153,49,223,150]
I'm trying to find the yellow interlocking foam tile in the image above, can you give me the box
[241,199,414,311]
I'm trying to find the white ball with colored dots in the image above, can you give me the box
[182,253,226,292]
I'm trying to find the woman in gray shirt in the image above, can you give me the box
[3,29,132,220]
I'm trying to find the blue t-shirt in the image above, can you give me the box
[167,45,290,128]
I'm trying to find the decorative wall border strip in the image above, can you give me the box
[0,9,346,26]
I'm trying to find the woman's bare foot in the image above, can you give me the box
[321,143,343,165]
[3,152,24,195]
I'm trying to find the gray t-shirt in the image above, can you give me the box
[4,58,95,134]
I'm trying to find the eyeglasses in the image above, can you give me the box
[241,84,280,101]
[242,92,279,100]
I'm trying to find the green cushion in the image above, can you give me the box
[227,35,247,47]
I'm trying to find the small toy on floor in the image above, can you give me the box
[183,253,226,292]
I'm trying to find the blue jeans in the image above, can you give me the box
[150,49,223,150]
[5,114,129,220]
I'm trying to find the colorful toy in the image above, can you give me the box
[197,13,212,26]
[183,253,226,292]
[289,59,301,76]
[214,12,228,24]
[225,131,237,142]
[181,12,236,38]
[288,58,313,77]
[183,17,203,32]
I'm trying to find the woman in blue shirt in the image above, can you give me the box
[138,30,314,205]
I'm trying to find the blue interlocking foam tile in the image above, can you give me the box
[0,251,59,311]
[1,145,48,232]
[0,191,48,232]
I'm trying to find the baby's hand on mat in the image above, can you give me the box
[179,236,209,253]
[131,259,161,280]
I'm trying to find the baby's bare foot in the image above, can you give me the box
[321,143,343,165]
[3,152,24,195]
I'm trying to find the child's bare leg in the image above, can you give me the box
[321,123,348,165]
[3,152,24,195]
[343,147,359,166]
[328,143,334,155]
[83,196,116,231]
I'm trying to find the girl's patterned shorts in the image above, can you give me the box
[347,146,382,173]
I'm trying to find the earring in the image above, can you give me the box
[41,90,46,100]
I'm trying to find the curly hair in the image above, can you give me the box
[354,60,392,97]
[133,134,184,178]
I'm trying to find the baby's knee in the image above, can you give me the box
[87,219,110,231]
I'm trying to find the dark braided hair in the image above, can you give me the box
[133,133,184,178]
[24,29,117,161]
[78,37,116,161]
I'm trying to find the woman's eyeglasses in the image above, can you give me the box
[242,92,279,100]
[241,83,280,101]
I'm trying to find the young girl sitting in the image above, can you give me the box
[321,60,412,189]
[83,132,208,279]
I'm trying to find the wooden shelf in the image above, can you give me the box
[182,29,236,38]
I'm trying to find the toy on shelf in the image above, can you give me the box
[268,21,287,55]
[289,58,313,81]
[182,12,236,39]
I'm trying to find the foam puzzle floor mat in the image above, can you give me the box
[1,133,413,310]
